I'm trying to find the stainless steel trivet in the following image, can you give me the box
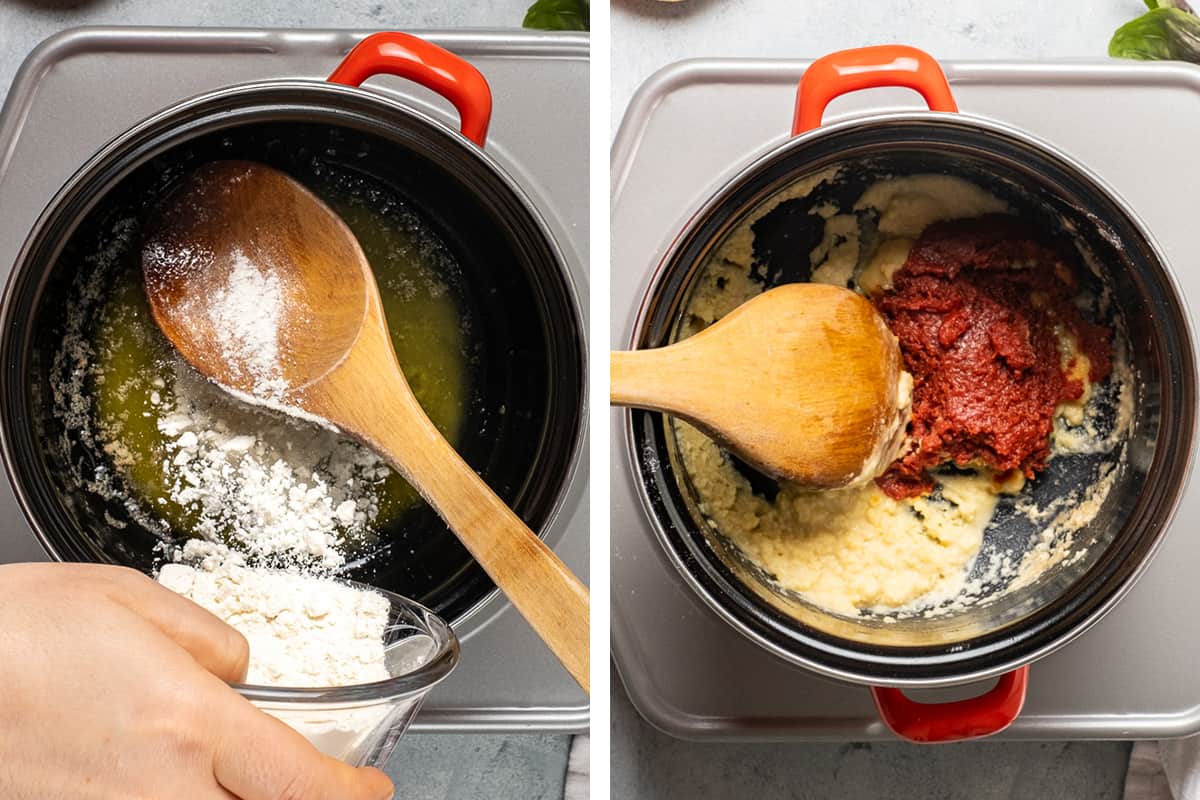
[0,26,589,732]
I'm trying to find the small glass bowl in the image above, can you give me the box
[233,584,458,768]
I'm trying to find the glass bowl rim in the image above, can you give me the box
[231,581,460,704]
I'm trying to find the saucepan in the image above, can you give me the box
[0,31,586,627]
[625,45,1196,742]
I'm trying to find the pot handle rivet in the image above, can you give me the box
[869,665,1029,743]
[792,44,958,135]
[328,31,493,147]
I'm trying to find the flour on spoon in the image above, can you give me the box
[205,249,288,402]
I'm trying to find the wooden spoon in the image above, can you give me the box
[142,161,589,692]
[611,283,910,488]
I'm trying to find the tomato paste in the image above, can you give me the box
[874,214,1112,500]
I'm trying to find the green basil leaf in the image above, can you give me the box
[1145,0,1194,11]
[1110,7,1200,60]
[523,0,590,31]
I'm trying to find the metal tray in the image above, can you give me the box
[0,26,588,732]
[611,58,1200,740]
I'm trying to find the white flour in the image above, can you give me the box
[157,555,390,687]
[156,361,388,570]
[158,546,397,759]
[50,215,393,574]
[205,249,287,401]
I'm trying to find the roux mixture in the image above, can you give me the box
[672,173,1125,616]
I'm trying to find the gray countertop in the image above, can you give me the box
[0,3,573,800]
[610,0,1150,797]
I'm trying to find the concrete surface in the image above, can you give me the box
[388,733,571,799]
[0,3,574,800]
[610,1,1150,798]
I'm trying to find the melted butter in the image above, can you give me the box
[89,187,469,539]
[330,199,468,519]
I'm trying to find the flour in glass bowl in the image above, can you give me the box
[158,550,390,687]
[157,545,398,761]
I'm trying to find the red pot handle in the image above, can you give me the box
[328,31,493,148]
[793,44,958,135]
[870,666,1028,743]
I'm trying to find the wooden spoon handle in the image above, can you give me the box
[610,344,706,416]
[360,396,590,693]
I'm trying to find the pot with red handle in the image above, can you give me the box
[624,45,1195,742]
[0,32,586,633]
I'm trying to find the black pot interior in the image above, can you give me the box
[1,88,585,625]
[631,118,1195,682]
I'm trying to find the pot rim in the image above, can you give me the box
[0,76,589,635]
[624,109,1199,688]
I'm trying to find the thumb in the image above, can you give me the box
[214,696,394,800]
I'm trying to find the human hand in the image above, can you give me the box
[0,563,394,800]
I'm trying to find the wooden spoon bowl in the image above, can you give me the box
[611,283,910,488]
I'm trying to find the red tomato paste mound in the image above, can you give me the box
[874,214,1112,500]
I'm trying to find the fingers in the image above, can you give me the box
[99,565,250,683]
[213,700,394,800]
